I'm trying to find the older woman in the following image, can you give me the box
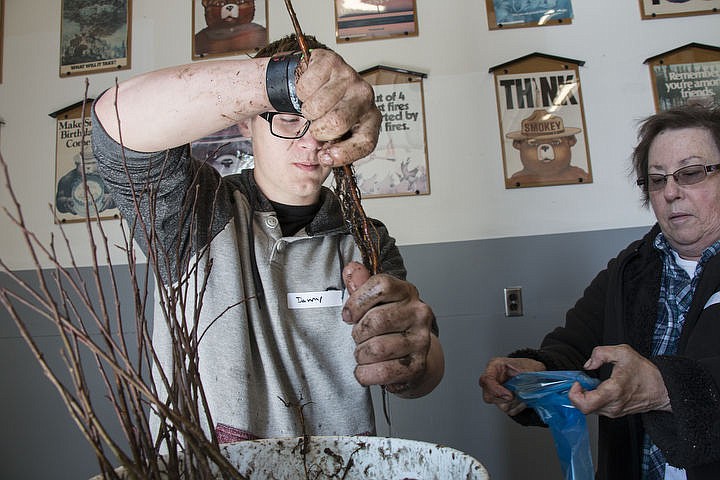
[480,105,720,480]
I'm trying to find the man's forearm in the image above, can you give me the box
[94,59,272,153]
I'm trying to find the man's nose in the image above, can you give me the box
[296,129,322,150]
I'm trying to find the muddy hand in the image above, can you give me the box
[295,50,381,167]
[569,344,671,417]
[342,261,434,394]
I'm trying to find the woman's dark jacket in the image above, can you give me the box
[512,224,720,480]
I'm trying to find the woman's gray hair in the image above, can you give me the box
[632,104,720,205]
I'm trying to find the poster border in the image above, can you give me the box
[59,0,132,77]
[485,0,573,30]
[639,0,720,20]
[335,0,419,44]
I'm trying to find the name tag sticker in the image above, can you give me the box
[287,290,345,309]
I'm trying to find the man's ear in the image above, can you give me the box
[237,118,253,138]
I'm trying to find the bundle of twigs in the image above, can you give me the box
[283,0,381,276]
[332,165,381,275]
[0,90,246,479]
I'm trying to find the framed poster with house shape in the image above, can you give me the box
[639,0,720,20]
[485,0,574,30]
[644,43,720,112]
[60,0,132,76]
[50,101,120,223]
[356,65,430,198]
[192,0,269,59]
[490,53,592,189]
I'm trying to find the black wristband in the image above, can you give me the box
[265,53,302,114]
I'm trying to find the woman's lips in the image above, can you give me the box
[668,212,691,222]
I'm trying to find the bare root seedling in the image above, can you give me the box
[0,84,247,480]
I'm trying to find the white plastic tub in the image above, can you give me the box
[91,435,490,479]
[221,435,490,479]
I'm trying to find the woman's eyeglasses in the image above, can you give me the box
[637,164,720,192]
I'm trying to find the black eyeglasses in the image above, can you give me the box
[259,112,311,139]
[637,164,720,192]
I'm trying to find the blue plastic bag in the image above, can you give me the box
[504,371,600,480]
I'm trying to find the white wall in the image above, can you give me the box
[1,1,718,270]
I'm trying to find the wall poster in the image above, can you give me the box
[50,101,119,223]
[486,0,574,30]
[191,124,254,176]
[335,0,418,43]
[639,0,720,20]
[645,43,720,111]
[355,65,430,198]
[490,53,592,189]
[193,0,268,59]
[60,0,131,77]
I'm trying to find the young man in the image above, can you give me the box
[92,35,444,443]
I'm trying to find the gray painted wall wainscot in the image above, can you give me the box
[0,225,650,479]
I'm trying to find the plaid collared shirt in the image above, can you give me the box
[641,233,720,480]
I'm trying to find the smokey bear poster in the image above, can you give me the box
[495,69,592,189]
[193,0,268,59]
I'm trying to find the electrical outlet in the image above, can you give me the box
[504,287,523,317]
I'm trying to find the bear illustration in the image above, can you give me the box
[505,109,590,188]
[194,0,268,57]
